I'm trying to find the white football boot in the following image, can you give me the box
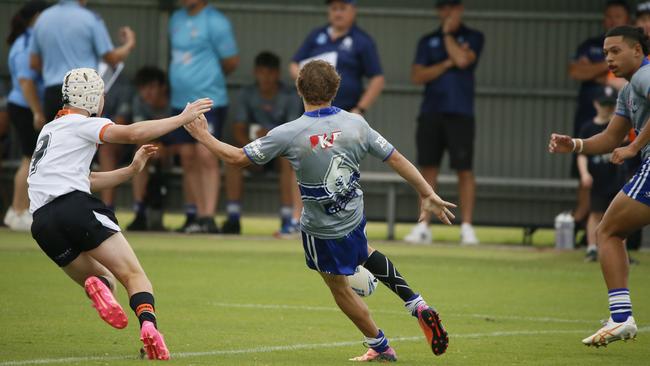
[582,316,637,347]
[460,223,479,245]
[3,207,17,228]
[404,222,432,244]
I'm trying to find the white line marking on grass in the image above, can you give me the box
[209,302,597,324]
[3,328,647,366]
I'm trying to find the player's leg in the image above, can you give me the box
[447,115,478,245]
[178,143,202,233]
[278,157,299,234]
[584,211,602,262]
[98,143,120,210]
[87,233,169,359]
[363,245,448,355]
[222,163,244,234]
[128,146,150,231]
[581,191,650,346]
[7,157,31,229]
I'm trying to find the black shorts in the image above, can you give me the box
[416,113,475,170]
[590,190,618,213]
[31,191,121,267]
[163,106,227,145]
[44,85,63,122]
[7,103,38,157]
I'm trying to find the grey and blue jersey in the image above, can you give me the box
[243,107,395,239]
[616,59,650,160]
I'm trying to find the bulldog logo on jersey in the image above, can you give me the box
[310,131,342,149]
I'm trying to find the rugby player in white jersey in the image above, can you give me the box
[28,68,212,360]
[184,60,456,362]
[550,25,650,347]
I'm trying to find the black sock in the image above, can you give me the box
[363,251,416,302]
[96,275,112,291]
[129,292,157,328]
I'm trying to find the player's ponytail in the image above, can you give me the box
[6,1,49,46]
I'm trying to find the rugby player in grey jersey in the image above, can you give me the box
[184,60,456,362]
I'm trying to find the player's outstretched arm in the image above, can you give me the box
[101,98,213,145]
[385,150,456,225]
[184,115,251,168]
[89,144,157,191]
[548,114,631,156]
[612,116,650,164]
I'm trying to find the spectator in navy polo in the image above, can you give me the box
[567,0,630,232]
[406,0,484,245]
[289,0,384,115]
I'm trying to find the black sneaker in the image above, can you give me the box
[175,216,196,233]
[221,218,241,234]
[199,216,220,234]
[127,214,149,231]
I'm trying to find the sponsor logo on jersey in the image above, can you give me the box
[248,139,266,161]
[310,131,342,149]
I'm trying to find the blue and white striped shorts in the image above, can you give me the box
[623,158,650,206]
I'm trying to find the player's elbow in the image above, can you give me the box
[102,51,121,68]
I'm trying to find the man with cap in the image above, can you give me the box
[290,0,384,115]
[406,0,484,245]
[29,0,136,122]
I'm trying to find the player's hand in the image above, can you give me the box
[130,144,158,173]
[180,98,213,123]
[580,174,593,189]
[548,133,574,154]
[420,192,456,225]
[442,11,461,34]
[33,112,46,131]
[119,26,136,49]
[611,144,639,165]
[184,114,210,140]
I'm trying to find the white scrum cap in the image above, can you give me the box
[61,68,104,115]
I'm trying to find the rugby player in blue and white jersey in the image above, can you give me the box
[184,60,456,362]
[550,25,650,347]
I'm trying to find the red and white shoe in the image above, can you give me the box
[140,321,170,360]
[349,346,397,362]
[84,276,128,329]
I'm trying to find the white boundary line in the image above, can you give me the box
[209,302,598,324]
[1,328,647,366]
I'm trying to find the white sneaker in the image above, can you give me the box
[12,211,33,231]
[404,222,432,244]
[3,207,17,228]
[460,223,479,245]
[581,316,637,347]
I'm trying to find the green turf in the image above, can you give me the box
[0,218,648,365]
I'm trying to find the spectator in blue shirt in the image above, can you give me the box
[567,0,630,230]
[290,0,384,114]
[4,1,49,232]
[405,0,484,245]
[168,0,239,233]
[29,0,136,121]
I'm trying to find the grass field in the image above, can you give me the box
[0,215,649,365]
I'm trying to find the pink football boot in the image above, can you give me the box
[84,276,128,329]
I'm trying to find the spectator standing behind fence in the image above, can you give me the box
[126,67,173,232]
[405,0,484,245]
[4,1,49,232]
[289,0,384,115]
[29,0,136,122]
[568,0,630,232]
[169,0,239,234]
[222,52,303,236]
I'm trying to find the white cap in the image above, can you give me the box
[61,68,104,115]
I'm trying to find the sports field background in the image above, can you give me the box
[0,214,648,365]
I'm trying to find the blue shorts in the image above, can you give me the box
[301,218,369,276]
[622,158,650,206]
[162,106,227,146]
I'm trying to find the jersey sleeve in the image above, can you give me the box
[77,117,114,144]
[631,67,650,99]
[615,85,631,119]
[360,36,383,78]
[413,36,431,66]
[366,123,395,161]
[29,25,41,56]
[467,31,485,62]
[14,47,38,81]
[91,17,115,57]
[209,15,238,59]
[243,125,291,165]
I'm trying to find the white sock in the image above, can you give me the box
[404,294,429,316]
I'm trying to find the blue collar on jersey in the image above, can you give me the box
[642,58,650,68]
[304,106,341,117]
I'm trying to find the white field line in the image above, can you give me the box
[209,302,598,324]
[2,327,648,366]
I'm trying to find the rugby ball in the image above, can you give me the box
[348,266,379,297]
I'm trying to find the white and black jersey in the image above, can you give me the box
[27,113,113,214]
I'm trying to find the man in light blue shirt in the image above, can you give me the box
[29,0,136,121]
[167,0,239,233]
